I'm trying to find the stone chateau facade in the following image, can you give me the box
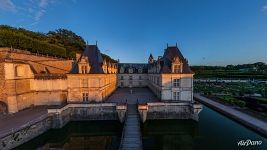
[0,44,194,114]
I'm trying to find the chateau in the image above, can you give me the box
[0,44,194,114]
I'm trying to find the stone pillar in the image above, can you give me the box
[116,104,126,123]
[138,104,148,123]
[190,103,202,121]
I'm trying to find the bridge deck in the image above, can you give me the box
[120,104,142,150]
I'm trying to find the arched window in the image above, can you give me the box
[15,65,24,77]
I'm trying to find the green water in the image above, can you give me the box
[15,106,267,150]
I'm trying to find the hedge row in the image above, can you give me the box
[0,30,66,57]
[218,96,246,108]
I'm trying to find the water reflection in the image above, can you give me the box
[142,120,198,150]
[142,106,267,150]
[15,121,122,150]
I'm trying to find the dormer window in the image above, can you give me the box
[173,64,182,73]
[81,66,87,74]
[102,65,107,74]
[173,65,180,73]
[128,68,133,74]
[120,67,124,73]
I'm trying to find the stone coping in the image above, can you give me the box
[147,102,193,106]
[47,103,117,114]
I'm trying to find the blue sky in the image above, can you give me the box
[0,0,267,65]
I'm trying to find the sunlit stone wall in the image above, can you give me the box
[67,74,117,102]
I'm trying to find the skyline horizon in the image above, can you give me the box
[1,0,267,66]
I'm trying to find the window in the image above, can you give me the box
[129,81,133,85]
[139,76,142,80]
[120,76,124,80]
[15,65,24,77]
[173,92,179,100]
[82,92,89,102]
[81,79,88,87]
[173,79,180,87]
[81,66,87,74]
[139,82,142,86]
[173,64,180,73]
[120,67,124,73]
[129,68,133,74]
[121,82,124,87]
[129,76,133,80]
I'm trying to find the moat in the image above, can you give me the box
[15,105,267,150]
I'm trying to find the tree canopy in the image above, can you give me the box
[0,25,86,58]
[0,25,118,62]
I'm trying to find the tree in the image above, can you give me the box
[47,28,86,57]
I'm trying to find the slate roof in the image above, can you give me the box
[85,45,104,74]
[149,46,193,74]
[118,63,148,74]
[72,45,105,74]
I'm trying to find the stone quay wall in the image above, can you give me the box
[0,114,52,150]
[48,103,127,128]
[0,103,127,150]
[0,102,201,149]
[138,102,202,122]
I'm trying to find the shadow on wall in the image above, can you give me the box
[0,101,8,115]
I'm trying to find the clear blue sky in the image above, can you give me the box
[1,0,267,65]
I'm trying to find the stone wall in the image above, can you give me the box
[0,62,7,105]
[147,74,162,99]
[67,74,117,102]
[0,49,72,113]
[48,103,126,128]
[0,114,52,150]
[0,103,126,150]
[138,102,202,122]
[161,74,193,101]
[3,62,68,113]
[0,48,73,74]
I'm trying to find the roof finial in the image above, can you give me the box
[176,42,177,47]
[86,40,88,45]
[96,40,98,46]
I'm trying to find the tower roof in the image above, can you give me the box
[160,46,193,74]
[71,44,105,74]
[83,45,104,73]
